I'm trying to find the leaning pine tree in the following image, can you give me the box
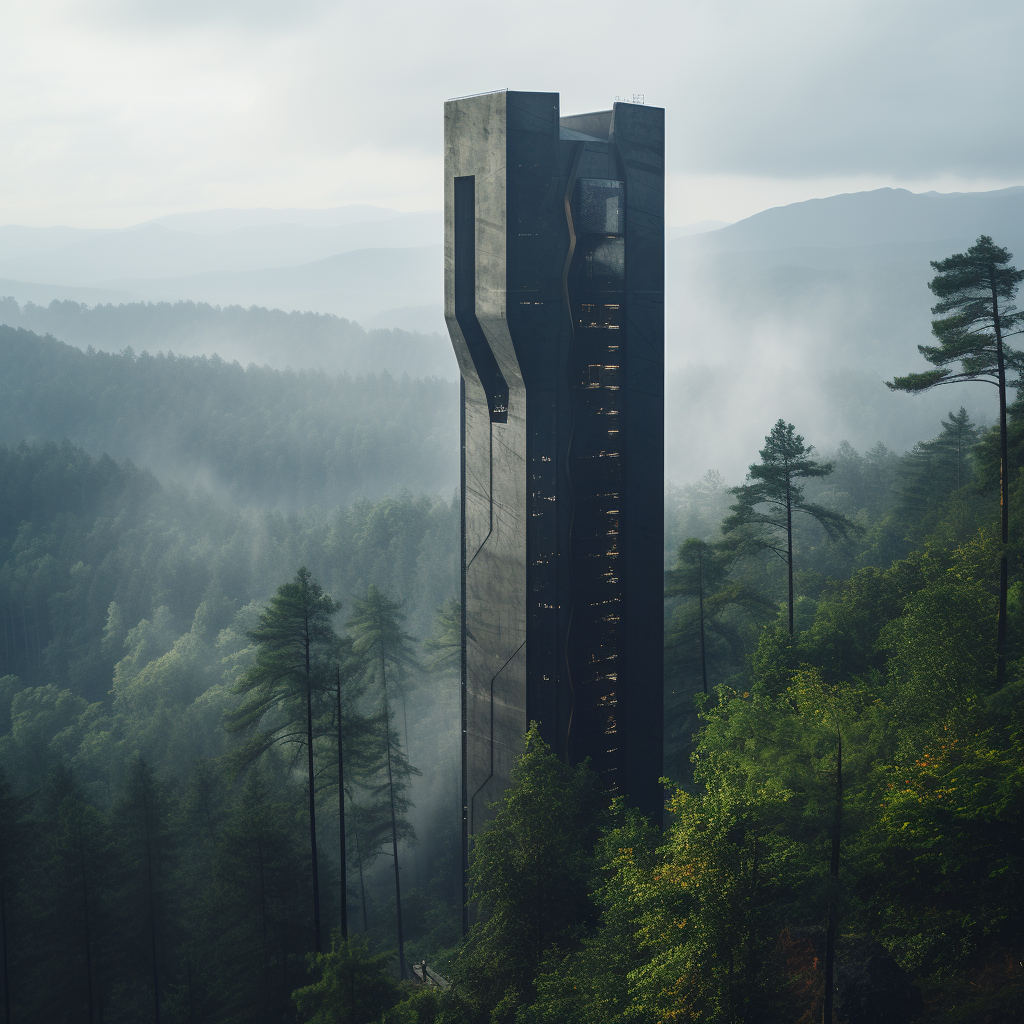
[227,566,340,953]
[888,235,1024,684]
[723,420,858,635]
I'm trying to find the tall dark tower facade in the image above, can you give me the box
[445,90,664,870]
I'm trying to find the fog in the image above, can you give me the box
[3,184,1016,492]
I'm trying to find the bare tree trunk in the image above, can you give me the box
[381,644,407,979]
[304,616,322,953]
[992,277,1009,687]
[786,474,795,636]
[697,549,708,694]
[336,669,348,941]
[823,730,842,1024]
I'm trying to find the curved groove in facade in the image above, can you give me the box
[445,92,664,928]
[454,175,509,423]
[468,639,526,834]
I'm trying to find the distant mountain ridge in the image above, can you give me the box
[680,186,1024,254]
[0,213,443,282]
[4,187,1023,482]
[0,295,457,379]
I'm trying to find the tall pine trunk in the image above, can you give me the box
[823,729,842,1024]
[141,784,160,1024]
[381,645,407,978]
[992,276,1009,687]
[304,618,322,953]
[336,669,348,941]
[786,471,795,636]
[697,549,708,694]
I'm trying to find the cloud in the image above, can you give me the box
[3,0,1023,225]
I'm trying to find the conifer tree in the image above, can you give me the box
[111,757,172,1024]
[207,768,308,1023]
[227,566,340,953]
[900,407,980,511]
[423,597,461,674]
[347,585,419,979]
[315,655,374,944]
[888,236,1024,683]
[665,538,769,694]
[723,420,858,635]
[0,771,26,1024]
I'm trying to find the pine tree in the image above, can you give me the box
[0,770,26,1024]
[665,538,769,694]
[423,597,461,674]
[227,567,340,953]
[347,585,419,979]
[723,420,858,635]
[900,408,980,513]
[111,757,172,1024]
[208,769,309,1024]
[888,236,1024,683]
[314,657,375,945]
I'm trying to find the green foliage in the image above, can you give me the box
[423,597,460,675]
[227,566,340,765]
[888,236,1024,394]
[293,931,401,1024]
[724,419,860,635]
[724,419,855,557]
[0,325,458,508]
[664,537,771,781]
[441,725,606,1024]
[0,296,450,378]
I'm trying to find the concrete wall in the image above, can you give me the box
[445,92,665,875]
[444,93,529,842]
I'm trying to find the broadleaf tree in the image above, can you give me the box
[888,236,1024,683]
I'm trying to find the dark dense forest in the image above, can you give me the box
[0,325,458,508]
[1,273,1022,1024]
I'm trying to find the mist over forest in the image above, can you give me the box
[1,187,1022,1022]
[5,186,1016,483]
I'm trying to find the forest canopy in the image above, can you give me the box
[0,325,459,508]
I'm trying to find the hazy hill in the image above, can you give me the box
[0,214,442,284]
[0,296,457,378]
[0,325,459,508]
[683,186,1024,253]
[103,244,445,330]
[0,207,445,332]
[661,186,1024,480]
[4,188,1022,481]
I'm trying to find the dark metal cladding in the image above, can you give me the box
[444,91,664,924]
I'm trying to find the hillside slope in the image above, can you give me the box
[0,326,459,508]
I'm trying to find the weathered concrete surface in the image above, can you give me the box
[445,91,665,880]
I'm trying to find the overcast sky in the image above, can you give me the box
[3,0,1022,229]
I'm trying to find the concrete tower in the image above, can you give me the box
[444,90,664,912]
